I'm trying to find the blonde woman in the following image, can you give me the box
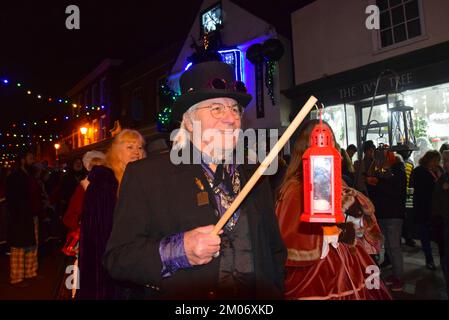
[79,129,145,300]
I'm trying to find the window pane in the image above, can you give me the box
[392,6,405,25]
[377,0,389,11]
[407,19,421,38]
[389,0,402,7]
[365,128,389,146]
[381,29,393,47]
[403,84,449,164]
[362,104,389,124]
[394,23,407,43]
[405,0,419,20]
[380,11,391,29]
[361,104,389,147]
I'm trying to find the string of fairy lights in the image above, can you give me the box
[1,77,71,106]
[1,76,107,128]
[1,75,108,167]
[1,104,106,130]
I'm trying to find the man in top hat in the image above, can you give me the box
[104,58,286,299]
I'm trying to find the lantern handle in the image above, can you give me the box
[314,102,324,125]
[313,102,324,112]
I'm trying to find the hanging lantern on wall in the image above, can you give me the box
[301,113,344,223]
[388,100,418,152]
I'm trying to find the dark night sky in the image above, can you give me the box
[0,0,312,130]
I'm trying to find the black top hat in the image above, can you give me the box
[172,61,252,122]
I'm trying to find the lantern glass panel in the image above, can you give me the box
[311,156,333,213]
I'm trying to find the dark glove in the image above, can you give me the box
[346,197,363,218]
[338,222,356,246]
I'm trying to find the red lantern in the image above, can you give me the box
[301,115,344,223]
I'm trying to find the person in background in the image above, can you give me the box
[341,147,355,186]
[38,167,56,245]
[29,163,51,257]
[434,147,446,178]
[410,150,442,270]
[430,148,446,277]
[59,150,105,300]
[5,151,42,286]
[56,158,87,241]
[59,158,86,215]
[354,140,376,196]
[432,144,448,180]
[432,150,449,297]
[63,151,106,233]
[413,137,432,167]
[398,150,417,248]
[439,143,449,155]
[346,144,358,162]
[366,152,407,292]
[79,130,145,300]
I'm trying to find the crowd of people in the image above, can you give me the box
[349,139,449,294]
[2,57,449,300]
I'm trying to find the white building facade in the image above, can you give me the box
[285,0,449,157]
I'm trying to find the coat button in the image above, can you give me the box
[207,291,216,299]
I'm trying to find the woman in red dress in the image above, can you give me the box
[275,119,392,300]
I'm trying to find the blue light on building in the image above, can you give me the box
[219,49,244,82]
[182,49,244,82]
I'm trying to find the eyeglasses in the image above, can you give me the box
[196,103,243,119]
[187,78,247,93]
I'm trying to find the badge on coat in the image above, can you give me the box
[195,177,209,206]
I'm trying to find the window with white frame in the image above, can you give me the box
[377,0,423,48]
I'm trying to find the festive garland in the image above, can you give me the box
[157,82,179,131]
[265,60,276,105]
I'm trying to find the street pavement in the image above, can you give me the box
[0,239,447,300]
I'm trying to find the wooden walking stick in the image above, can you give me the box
[211,95,318,235]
